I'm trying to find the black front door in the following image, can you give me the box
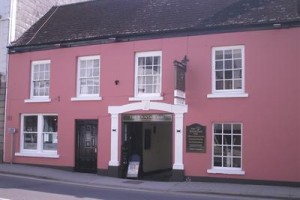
[75,120,98,173]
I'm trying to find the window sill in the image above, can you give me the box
[207,93,249,99]
[129,96,163,101]
[24,98,51,103]
[207,168,245,175]
[15,152,59,158]
[71,96,102,101]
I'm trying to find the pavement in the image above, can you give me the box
[0,163,299,199]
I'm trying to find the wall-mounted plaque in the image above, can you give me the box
[186,123,206,153]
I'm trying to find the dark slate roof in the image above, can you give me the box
[10,0,300,51]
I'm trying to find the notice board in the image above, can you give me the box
[186,123,206,153]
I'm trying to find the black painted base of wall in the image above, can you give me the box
[97,168,109,176]
[108,165,120,178]
[171,169,185,181]
[187,176,300,187]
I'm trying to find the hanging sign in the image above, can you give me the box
[174,55,188,92]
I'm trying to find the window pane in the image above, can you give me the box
[223,135,231,145]
[225,70,232,79]
[215,50,223,60]
[43,116,58,132]
[225,50,232,59]
[234,59,242,69]
[225,80,233,89]
[43,133,57,150]
[214,135,222,144]
[225,60,232,69]
[216,81,223,90]
[233,158,241,167]
[24,133,37,149]
[153,66,160,74]
[223,124,232,133]
[146,57,152,65]
[223,157,232,167]
[234,80,242,89]
[233,49,242,58]
[138,57,145,66]
[233,146,241,156]
[233,124,241,134]
[233,135,241,145]
[216,71,223,79]
[24,116,37,132]
[215,61,223,70]
[154,56,160,65]
[214,146,222,156]
[214,124,222,133]
[233,70,242,78]
[214,157,222,167]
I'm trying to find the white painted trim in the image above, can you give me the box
[207,168,245,175]
[211,45,246,96]
[30,60,51,100]
[134,51,162,98]
[24,98,51,103]
[173,113,184,170]
[71,96,102,101]
[108,102,187,170]
[15,152,59,158]
[129,96,163,101]
[108,113,119,166]
[76,55,101,98]
[207,93,248,98]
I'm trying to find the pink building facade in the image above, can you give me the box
[5,26,300,185]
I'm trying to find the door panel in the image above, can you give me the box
[75,120,98,173]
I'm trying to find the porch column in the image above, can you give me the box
[173,113,184,170]
[108,113,119,177]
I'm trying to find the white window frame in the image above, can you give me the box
[207,122,245,175]
[207,45,248,98]
[71,55,102,101]
[25,60,51,103]
[129,51,163,101]
[15,114,59,158]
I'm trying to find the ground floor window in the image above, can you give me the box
[208,123,244,175]
[20,114,58,155]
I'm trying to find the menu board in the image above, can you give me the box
[186,124,206,153]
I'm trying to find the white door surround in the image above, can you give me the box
[108,101,188,170]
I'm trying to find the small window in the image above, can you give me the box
[208,46,248,98]
[76,56,100,98]
[30,60,50,100]
[208,123,244,175]
[19,114,58,157]
[133,51,162,99]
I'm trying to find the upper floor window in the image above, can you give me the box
[208,46,248,98]
[72,55,101,101]
[16,114,59,158]
[26,60,51,102]
[131,51,162,100]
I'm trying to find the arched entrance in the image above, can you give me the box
[108,101,187,181]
